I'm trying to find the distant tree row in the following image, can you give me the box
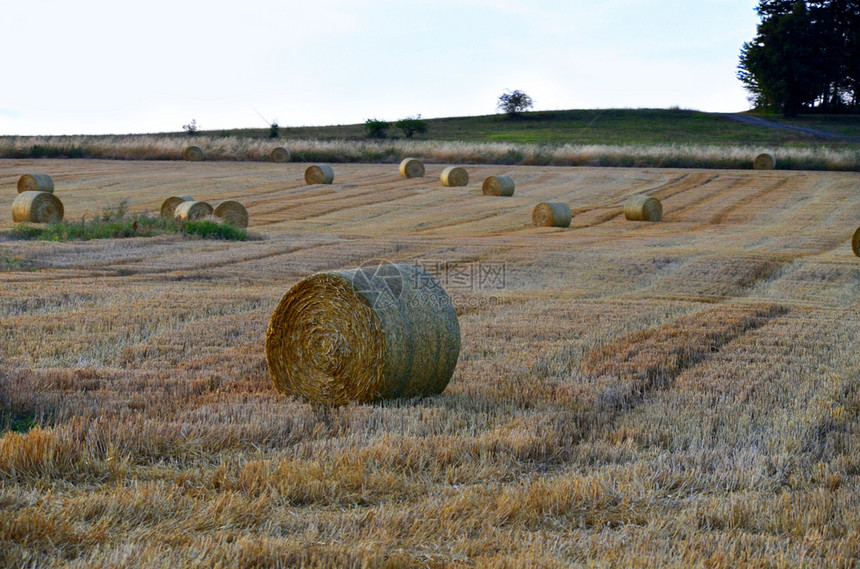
[738,0,860,115]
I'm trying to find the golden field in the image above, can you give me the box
[0,158,858,568]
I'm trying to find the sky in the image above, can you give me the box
[0,1,761,136]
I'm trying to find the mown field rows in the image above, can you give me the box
[0,158,858,567]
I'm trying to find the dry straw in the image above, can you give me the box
[441,166,468,187]
[174,200,213,221]
[532,201,572,228]
[624,195,663,222]
[17,174,54,194]
[12,191,64,223]
[160,195,194,219]
[399,157,425,178]
[183,145,205,162]
[305,164,335,185]
[265,263,461,406]
[271,146,291,163]
[213,200,249,228]
[754,152,776,170]
[853,226,860,257]
[482,174,515,197]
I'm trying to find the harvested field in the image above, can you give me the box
[0,158,858,568]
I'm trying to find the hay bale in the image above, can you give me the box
[399,157,425,178]
[213,200,249,228]
[532,202,571,228]
[183,145,205,162]
[441,166,468,187]
[17,174,54,194]
[482,175,515,197]
[174,200,213,221]
[754,152,776,170]
[12,191,64,223]
[853,226,860,258]
[160,195,194,219]
[265,263,461,406]
[623,195,663,222]
[305,164,334,185]
[271,146,291,163]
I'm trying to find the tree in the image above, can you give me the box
[497,89,533,118]
[364,118,389,139]
[269,120,279,138]
[738,0,859,114]
[182,119,198,135]
[394,115,428,138]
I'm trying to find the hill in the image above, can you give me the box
[219,108,860,147]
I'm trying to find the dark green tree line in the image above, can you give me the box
[738,0,859,115]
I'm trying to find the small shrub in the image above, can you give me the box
[269,120,280,138]
[182,220,247,241]
[395,115,428,138]
[364,118,389,139]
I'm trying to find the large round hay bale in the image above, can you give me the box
[623,195,663,222]
[17,174,54,194]
[160,195,194,219]
[532,202,572,228]
[305,164,334,185]
[271,146,291,163]
[174,200,213,221]
[399,157,425,178]
[441,166,468,187]
[213,200,249,228]
[12,191,64,223]
[753,152,776,170]
[853,226,860,257]
[482,175,515,197]
[183,145,205,162]
[266,263,461,406]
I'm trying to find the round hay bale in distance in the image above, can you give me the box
[399,157,425,178]
[174,200,213,221]
[17,174,54,194]
[305,164,334,185]
[265,263,461,406]
[482,175,515,197]
[623,195,663,222]
[754,152,776,170]
[532,202,572,228]
[271,146,291,163]
[183,145,205,162]
[441,166,468,187]
[160,195,194,219]
[12,191,64,223]
[213,200,249,228]
[853,226,860,257]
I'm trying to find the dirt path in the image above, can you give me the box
[727,113,859,141]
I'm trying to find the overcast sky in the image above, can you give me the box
[0,1,760,136]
